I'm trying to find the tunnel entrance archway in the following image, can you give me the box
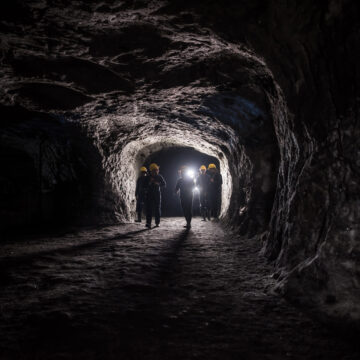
[144,146,220,217]
[117,135,233,221]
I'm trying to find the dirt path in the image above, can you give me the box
[0,218,358,359]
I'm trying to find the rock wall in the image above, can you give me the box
[248,1,360,325]
[0,105,118,229]
[176,0,360,325]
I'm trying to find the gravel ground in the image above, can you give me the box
[0,217,359,360]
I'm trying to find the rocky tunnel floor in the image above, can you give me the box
[0,218,359,360]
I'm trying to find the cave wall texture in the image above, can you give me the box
[0,0,359,326]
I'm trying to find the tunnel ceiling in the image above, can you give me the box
[1,0,360,328]
[0,0,274,142]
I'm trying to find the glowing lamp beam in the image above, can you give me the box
[186,169,195,179]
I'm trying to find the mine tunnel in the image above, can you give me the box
[141,146,221,217]
[0,1,360,359]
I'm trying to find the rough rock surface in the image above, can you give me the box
[0,0,279,232]
[0,219,359,360]
[0,0,359,327]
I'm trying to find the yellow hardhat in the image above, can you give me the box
[208,163,216,169]
[199,165,206,171]
[140,166,147,172]
[149,163,159,171]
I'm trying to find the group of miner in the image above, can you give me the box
[135,163,222,229]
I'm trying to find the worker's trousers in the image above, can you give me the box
[136,195,145,220]
[145,194,161,225]
[209,191,221,218]
[199,192,208,220]
[181,195,193,225]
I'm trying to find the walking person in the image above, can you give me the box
[196,165,210,221]
[207,163,222,219]
[135,166,148,222]
[144,163,166,228]
[175,166,195,229]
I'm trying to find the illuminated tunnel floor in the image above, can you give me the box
[0,218,358,359]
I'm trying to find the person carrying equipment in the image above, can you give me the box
[144,163,166,228]
[207,163,222,219]
[135,166,148,222]
[175,166,195,229]
[196,165,210,221]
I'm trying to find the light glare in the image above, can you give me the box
[186,169,195,178]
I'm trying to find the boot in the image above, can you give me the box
[201,210,206,221]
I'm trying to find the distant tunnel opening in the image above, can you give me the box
[118,136,234,221]
[142,146,220,217]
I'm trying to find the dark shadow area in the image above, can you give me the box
[1,218,359,360]
[145,147,220,217]
[0,228,149,275]
[155,229,190,280]
[0,105,120,234]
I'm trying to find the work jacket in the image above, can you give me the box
[196,173,210,194]
[175,177,195,200]
[208,171,223,193]
[144,174,166,199]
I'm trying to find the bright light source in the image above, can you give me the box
[186,169,195,179]
[193,186,199,192]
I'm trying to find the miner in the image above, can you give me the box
[196,165,210,221]
[207,163,222,219]
[175,166,196,229]
[144,163,166,228]
[135,166,148,222]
